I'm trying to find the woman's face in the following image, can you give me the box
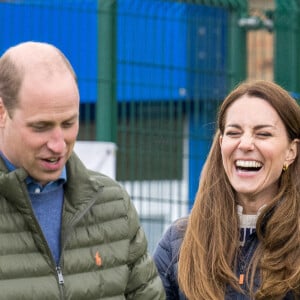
[219,95,297,211]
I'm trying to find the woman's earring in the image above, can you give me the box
[282,164,289,172]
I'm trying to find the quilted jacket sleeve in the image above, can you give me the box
[123,190,166,300]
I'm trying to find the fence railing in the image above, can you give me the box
[1,0,299,252]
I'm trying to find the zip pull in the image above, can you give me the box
[239,273,245,285]
[56,266,64,285]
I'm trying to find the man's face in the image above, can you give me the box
[0,71,79,185]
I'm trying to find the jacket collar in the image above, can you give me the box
[0,152,105,212]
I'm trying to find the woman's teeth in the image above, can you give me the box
[235,160,262,170]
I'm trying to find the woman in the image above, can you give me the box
[153,80,300,299]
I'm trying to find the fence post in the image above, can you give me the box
[274,0,300,95]
[227,1,247,90]
[96,0,117,142]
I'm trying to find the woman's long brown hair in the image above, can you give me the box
[178,80,300,299]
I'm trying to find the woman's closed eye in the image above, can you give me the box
[225,131,241,137]
[256,132,272,138]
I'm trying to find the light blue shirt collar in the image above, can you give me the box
[0,152,67,193]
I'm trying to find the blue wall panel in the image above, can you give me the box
[117,0,228,102]
[1,0,227,104]
[117,0,188,101]
[0,0,98,103]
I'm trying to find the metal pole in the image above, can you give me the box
[227,1,248,90]
[274,0,300,94]
[96,0,117,142]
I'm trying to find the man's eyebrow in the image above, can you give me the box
[62,114,79,122]
[27,120,53,126]
[27,114,79,126]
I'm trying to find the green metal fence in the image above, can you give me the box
[1,0,299,252]
[112,0,245,252]
[274,0,300,97]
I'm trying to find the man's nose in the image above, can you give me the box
[47,128,66,153]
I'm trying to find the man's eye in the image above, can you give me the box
[62,122,74,128]
[32,125,48,131]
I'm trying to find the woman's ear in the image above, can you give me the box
[219,135,223,146]
[285,139,299,167]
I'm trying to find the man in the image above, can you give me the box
[0,41,165,299]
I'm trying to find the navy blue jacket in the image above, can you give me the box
[153,217,297,300]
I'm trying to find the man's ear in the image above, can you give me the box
[285,139,299,167]
[0,97,8,127]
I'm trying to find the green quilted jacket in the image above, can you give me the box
[0,153,165,300]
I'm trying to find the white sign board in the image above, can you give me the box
[74,141,117,179]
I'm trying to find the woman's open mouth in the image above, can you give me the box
[235,160,263,172]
